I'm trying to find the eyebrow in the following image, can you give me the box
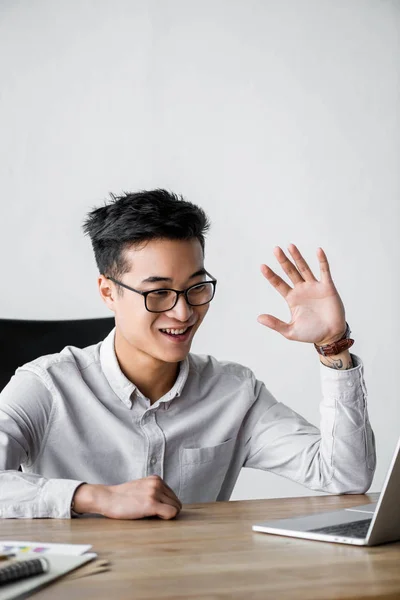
[141,268,208,284]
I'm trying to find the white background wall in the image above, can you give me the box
[0,0,399,499]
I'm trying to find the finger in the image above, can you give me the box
[155,498,180,520]
[260,264,292,299]
[159,492,182,513]
[287,244,317,282]
[317,247,333,283]
[160,485,182,509]
[273,246,304,285]
[147,475,182,508]
[257,314,291,338]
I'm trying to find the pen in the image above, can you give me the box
[0,552,16,561]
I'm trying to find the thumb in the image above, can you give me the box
[257,314,291,338]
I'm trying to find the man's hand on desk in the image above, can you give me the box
[72,475,182,520]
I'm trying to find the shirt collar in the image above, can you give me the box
[100,328,189,408]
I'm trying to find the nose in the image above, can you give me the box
[167,293,193,322]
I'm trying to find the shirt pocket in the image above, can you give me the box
[179,437,236,504]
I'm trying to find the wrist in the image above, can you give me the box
[319,349,353,370]
[72,483,106,515]
[314,322,354,357]
[315,325,347,347]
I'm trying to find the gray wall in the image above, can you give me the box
[0,0,399,499]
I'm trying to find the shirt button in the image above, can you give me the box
[347,381,354,387]
[150,456,157,466]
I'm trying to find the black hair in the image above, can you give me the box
[82,189,211,281]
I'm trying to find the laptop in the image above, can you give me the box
[252,436,400,546]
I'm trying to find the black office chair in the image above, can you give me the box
[0,317,115,393]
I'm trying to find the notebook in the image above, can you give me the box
[0,553,97,600]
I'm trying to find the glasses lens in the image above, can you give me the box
[146,290,177,312]
[187,282,214,306]
[145,282,215,312]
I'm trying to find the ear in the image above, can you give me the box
[98,275,116,313]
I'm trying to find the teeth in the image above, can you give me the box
[161,327,189,335]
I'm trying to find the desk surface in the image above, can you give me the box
[2,492,399,600]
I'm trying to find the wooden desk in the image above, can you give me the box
[2,492,399,599]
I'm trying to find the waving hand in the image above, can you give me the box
[258,244,346,346]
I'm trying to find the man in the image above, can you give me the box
[0,189,375,519]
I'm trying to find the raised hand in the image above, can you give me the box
[258,244,346,346]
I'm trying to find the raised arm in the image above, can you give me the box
[243,365,375,494]
[251,244,375,492]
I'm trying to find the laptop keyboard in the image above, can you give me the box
[310,518,372,538]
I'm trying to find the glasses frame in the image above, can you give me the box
[106,272,217,313]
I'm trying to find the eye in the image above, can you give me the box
[191,284,206,292]
[149,290,170,297]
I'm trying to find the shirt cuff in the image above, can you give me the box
[320,354,366,405]
[41,479,85,519]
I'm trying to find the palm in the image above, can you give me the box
[258,245,346,345]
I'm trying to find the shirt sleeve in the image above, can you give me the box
[0,371,84,519]
[243,354,376,494]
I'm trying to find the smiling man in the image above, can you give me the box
[100,238,213,405]
[0,189,375,519]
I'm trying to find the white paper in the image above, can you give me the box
[0,541,92,556]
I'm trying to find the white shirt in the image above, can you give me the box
[0,329,376,518]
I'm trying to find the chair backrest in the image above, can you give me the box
[0,317,115,393]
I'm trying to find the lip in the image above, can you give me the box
[158,322,196,330]
[158,324,194,343]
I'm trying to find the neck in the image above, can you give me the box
[114,329,180,404]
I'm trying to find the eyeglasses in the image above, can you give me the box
[106,273,217,313]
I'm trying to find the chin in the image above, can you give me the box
[160,346,191,363]
[167,347,191,359]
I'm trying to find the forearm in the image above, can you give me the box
[318,354,376,492]
[319,349,353,370]
[245,361,375,495]
[72,483,109,515]
[0,470,84,519]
